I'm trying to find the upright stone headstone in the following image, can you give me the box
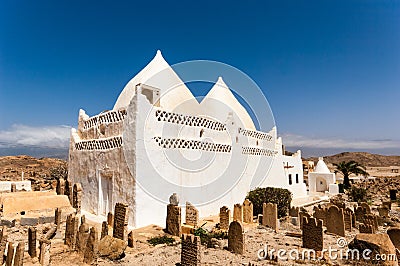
[364,214,378,231]
[181,234,201,266]
[128,231,134,248]
[76,221,90,254]
[73,183,82,213]
[299,211,311,229]
[10,183,16,192]
[39,239,51,266]
[344,208,353,231]
[228,221,244,255]
[65,214,79,249]
[387,227,400,250]
[185,202,199,228]
[378,206,389,218]
[28,227,37,258]
[13,242,24,266]
[360,202,371,214]
[101,221,108,239]
[0,227,8,264]
[83,227,98,264]
[5,242,14,266]
[382,201,392,210]
[107,212,114,228]
[219,206,230,231]
[262,203,278,231]
[166,204,181,236]
[113,203,129,241]
[359,223,374,234]
[355,206,367,223]
[326,205,345,237]
[243,199,253,224]
[289,206,299,218]
[56,179,65,195]
[65,179,73,205]
[55,208,62,229]
[313,205,327,226]
[302,217,323,251]
[233,204,243,222]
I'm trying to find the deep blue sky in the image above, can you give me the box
[0,0,399,155]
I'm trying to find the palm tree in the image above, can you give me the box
[333,160,369,189]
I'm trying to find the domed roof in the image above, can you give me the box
[314,157,331,173]
[113,50,198,113]
[200,77,255,130]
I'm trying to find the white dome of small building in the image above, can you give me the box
[314,157,331,173]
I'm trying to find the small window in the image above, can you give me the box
[296,174,299,184]
[289,174,292,185]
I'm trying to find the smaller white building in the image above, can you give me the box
[308,157,338,194]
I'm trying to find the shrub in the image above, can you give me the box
[246,187,292,218]
[264,187,292,218]
[193,223,227,247]
[246,187,266,216]
[347,186,368,203]
[147,235,175,246]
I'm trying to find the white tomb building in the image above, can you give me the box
[68,51,307,228]
[308,157,338,194]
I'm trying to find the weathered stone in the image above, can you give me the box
[98,235,127,260]
[289,206,299,218]
[312,205,327,226]
[349,233,396,266]
[0,227,8,264]
[344,208,353,231]
[76,222,90,254]
[83,227,98,264]
[262,203,278,231]
[169,193,179,206]
[128,231,134,248]
[65,179,73,205]
[243,199,253,224]
[359,223,374,234]
[326,205,345,237]
[65,214,79,249]
[73,183,82,213]
[5,242,14,266]
[387,227,400,250]
[55,208,62,229]
[101,221,108,239]
[13,242,24,266]
[39,239,51,266]
[364,214,378,231]
[10,183,16,192]
[181,234,201,266]
[28,227,37,258]
[302,217,323,251]
[219,206,230,231]
[383,201,392,210]
[107,212,114,228]
[228,221,244,255]
[166,204,181,236]
[185,202,199,228]
[56,178,65,195]
[233,203,243,222]
[355,206,367,223]
[299,211,311,229]
[360,202,371,214]
[113,203,129,241]
[44,225,57,240]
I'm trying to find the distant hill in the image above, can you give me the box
[306,152,400,167]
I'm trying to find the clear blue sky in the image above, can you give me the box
[0,0,399,155]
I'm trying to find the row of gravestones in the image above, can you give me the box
[296,201,388,252]
[62,202,133,265]
[56,179,82,212]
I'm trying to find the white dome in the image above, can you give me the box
[113,50,198,113]
[314,157,331,173]
[200,77,255,130]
